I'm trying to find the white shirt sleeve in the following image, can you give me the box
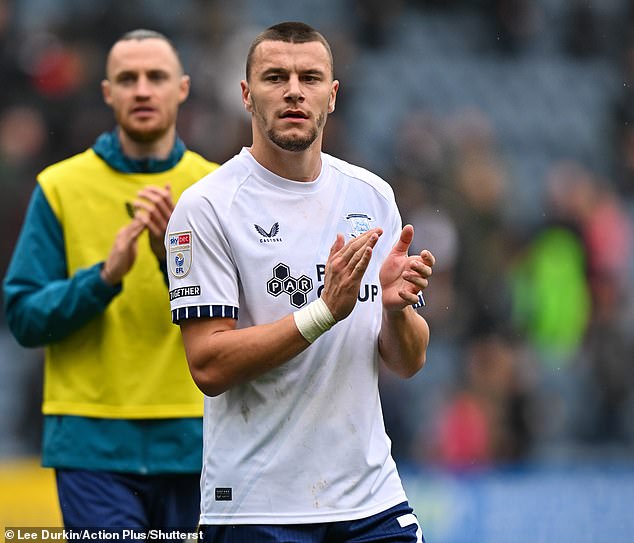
[166,185,240,323]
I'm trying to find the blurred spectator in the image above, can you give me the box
[445,108,514,339]
[510,161,592,366]
[29,42,86,98]
[556,165,634,444]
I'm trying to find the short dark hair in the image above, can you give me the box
[246,22,334,81]
[108,29,184,74]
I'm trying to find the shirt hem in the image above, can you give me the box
[199,493,407,525]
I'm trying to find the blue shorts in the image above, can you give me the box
[55,469,200,534]
[200,501,425,543]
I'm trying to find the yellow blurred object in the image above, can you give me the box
[0,457,61,527]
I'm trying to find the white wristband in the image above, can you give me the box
[293,298,336,343]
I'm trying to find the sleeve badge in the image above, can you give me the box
[168,231,192,278]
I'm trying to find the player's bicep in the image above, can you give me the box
[179,317,237,390]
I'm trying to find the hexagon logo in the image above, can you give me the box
[266,263,313,307]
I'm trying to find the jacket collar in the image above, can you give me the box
[92,129,186,173]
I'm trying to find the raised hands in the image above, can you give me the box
[132,184,174,261]
[379,224,435,312]
[101,185,174,286]
[320,228,383,321]
[100,217,146,286]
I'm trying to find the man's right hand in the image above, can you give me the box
[100,217,147,286]
[319,227,382,321]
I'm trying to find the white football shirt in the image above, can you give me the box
[167,148,409,524]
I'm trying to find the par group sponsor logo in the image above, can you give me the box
[266,263,313,308]
[265,262,379,309]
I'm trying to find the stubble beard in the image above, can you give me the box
[116,109,173,145]
[121,123,169,144]
[267,125,319,152]
[254,99,326,152]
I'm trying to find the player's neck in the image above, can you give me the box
[249,138,323,182]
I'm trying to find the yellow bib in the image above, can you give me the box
[39,149,218,418]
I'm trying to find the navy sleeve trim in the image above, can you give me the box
[412,292,425,309]
[172,305,239,324]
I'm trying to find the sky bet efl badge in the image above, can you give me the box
[168,231,192,278]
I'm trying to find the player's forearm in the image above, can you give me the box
[3,186,121,347]
[181,315,311,397]
[5,264,121,347]
[378,306,429,378]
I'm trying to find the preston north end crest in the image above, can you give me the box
[345,213,373,238]
[168,231,192,278]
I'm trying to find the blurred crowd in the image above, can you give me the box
[1,0,634,469]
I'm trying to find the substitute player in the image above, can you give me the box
[3,30,218,532]
[167,22,433,542]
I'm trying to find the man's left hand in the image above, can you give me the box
[379,224,435,312]
[132,184,174,261]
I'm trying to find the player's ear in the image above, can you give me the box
[241,80,254,113]
[178,74,191,104]
[328,80,339,114]
[102,79,113,106]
